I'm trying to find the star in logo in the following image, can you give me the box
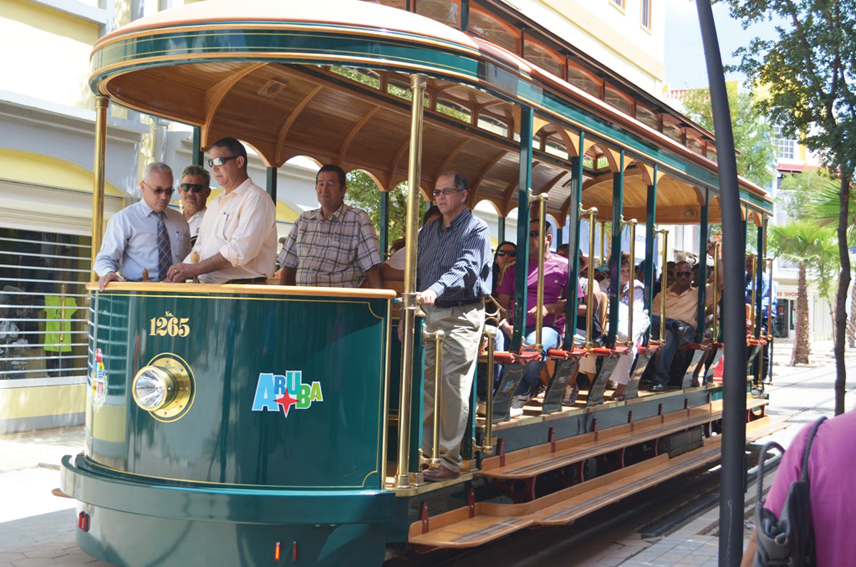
[276,389,297,417]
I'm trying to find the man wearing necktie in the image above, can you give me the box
[94,162,191,290]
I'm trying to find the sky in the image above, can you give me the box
[663,0,785,90]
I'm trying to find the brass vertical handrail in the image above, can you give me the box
[534,194,549,351]
[657,229,668,344]
[91,96,108,282]
[395,73,427,489]
[473,327,496,455]
[583,207,598,349]
[422,327,445,468]
[750,254,758,336]
[766,257,774,338]
[380,298,392,486]
[599,221,607,266]
[624,217,638,347]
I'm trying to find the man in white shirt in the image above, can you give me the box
[166,137,277,284]
[94,162,190,290]
[178,165,211,247]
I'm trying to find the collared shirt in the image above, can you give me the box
[279,203,382,287]
[95,201,190,281]
[745,271,778,318]
[417,208,492,302]
[497,253,582,331]
[186,207,206,247]
[188,178,277,284]
[652,284,698,329]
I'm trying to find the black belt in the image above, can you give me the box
[434,297,483,308]
[227,277,268,284]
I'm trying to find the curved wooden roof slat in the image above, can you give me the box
[202,62,266,148]
[276,84,324,166]
[471,149,509,196]
[436,139,472,178]
[338,106,381,168]
[627,161,653,186]
[537,171,568,197]
[387,141,411,191]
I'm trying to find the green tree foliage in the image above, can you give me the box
[680,85,775,187]
[344,170,409,250]
[724,0,856,413]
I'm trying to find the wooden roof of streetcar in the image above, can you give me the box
[89,0,772,225]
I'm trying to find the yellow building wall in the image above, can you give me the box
[0,384,86,420]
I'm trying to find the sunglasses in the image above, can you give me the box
[529,230,542,238]
[180,183,206,193]
[675,271,693,277]
[142,181,174,196]
[208,155,239,167]
[432,187,461,197]
[496,250,516,257]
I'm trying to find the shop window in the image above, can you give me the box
[415,0,460,26]
[567,66,601,98]
[524,40,563,77]
[0,229,90,382]
[469,9,519,53]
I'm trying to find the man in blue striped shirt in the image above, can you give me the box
[417,172,492,482]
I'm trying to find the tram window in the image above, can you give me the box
[387,80,431,107]
[331,66,381,89]
[583,156,595,169]
[663,120,683,144]
[636,105,659,130]
[706,146,717,162]
[477,114,509,137]
[687,136,704,155]
[468,10,519,53]
[604,86,632,115]
[545,139,568,159]
[437,99,472,122]
[524,41,563,77]
[415,0,460,26]
[567,66,601,98]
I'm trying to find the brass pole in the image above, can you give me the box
[380,299,392,486]
[750,254,758,335]
[91,96,109,282]
[657,229,668,344]
[473,327,496,455]
[395,73,427,489]
[625,218,637,347]
[534,194,549,351]
[766,258,774,338]
[423,327,445,468]
[584,207,598,349]
[599,221,607,266]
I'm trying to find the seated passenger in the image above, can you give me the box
[380,206,440,282]
[95,162,190,290]
[279,165,382,288]
[496,220,583,413]
[166,137,277,284]
[648,260,697,391]
[611,253,650,401]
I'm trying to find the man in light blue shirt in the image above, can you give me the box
[94,162,190,290]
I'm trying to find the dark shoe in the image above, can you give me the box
[423,465,459,483]
[650,383,667,392]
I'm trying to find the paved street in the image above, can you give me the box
[1,341,853,567]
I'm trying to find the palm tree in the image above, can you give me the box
[768,221,837,365]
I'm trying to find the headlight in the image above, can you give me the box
[132,357,193,420]
[133,367,175,411]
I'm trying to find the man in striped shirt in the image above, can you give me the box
[279,165,382,288]
[417,171,492,482]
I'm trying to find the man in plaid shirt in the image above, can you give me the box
[279,165,382,288]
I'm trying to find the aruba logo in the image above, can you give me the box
[251,371,323,417]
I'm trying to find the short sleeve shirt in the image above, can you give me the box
[497,253,582,331]
[280,203,382,287]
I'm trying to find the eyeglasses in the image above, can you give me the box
[142,181,174,196]
[432,187,461,197]
[208,156,238,167]
[529,230,541,238]
[496,250,516,257]
[675,271,693,277]
[180,183,206,193]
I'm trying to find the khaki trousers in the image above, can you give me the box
[422,303,485,473]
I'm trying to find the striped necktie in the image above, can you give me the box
[156,212,171,281]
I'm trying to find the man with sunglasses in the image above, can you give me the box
[648,260,698,391]
[416,171,491,482]
[95,162,190,290]
[166,137,276,284]
[177,165,212,247]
